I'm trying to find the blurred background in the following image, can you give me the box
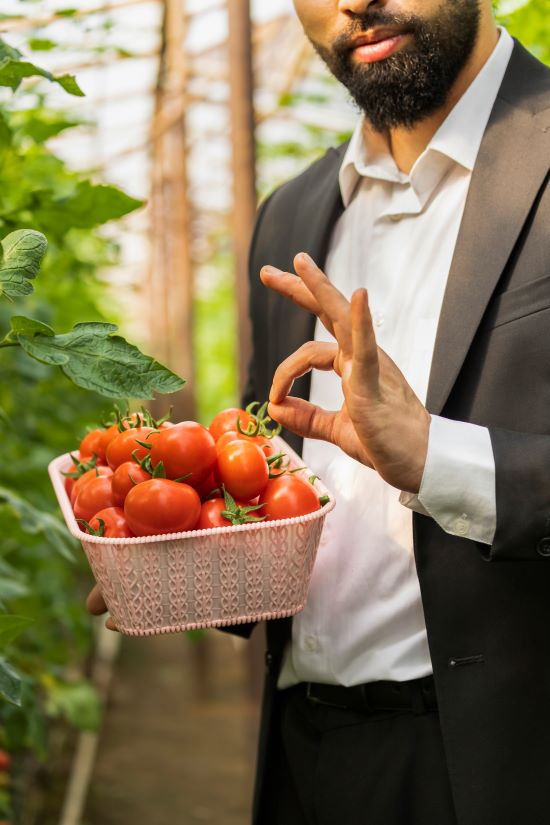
[0,1,547,823]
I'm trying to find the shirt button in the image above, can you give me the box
[455,513,469,536]
[536,538,550,557]
[305,636,320,653]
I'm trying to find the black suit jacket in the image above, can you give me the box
[243,41,550,825]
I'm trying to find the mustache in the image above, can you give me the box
[331,10,420,55]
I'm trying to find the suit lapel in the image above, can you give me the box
[426,45,550,414]
[273,145,346,386]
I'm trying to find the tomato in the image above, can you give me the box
[208,407,254,442]
[215,429,275,458]
[149,421,216,486]
[193,471,220,501]
[79,429,106,463]
[85,507,134,538]
[216,441,269,500]
[0,751,10,772]
[111,461,151,506]
[196,497,252,529]
[258,475,320,520]
[106,426,156,469]
[73,475,117,522]
[70,465,113,506]
[124,479,201,536]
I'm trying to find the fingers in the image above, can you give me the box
[86,585,119,631]
[349,288,379,391]
[86,583,107,615]
[267,396,337,444]
[260,265,321,316]
[269,341,338,404]
[293,253,350,329]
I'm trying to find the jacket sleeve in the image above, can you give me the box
[482,427,550,561]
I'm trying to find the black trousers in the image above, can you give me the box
[266,684,458,825]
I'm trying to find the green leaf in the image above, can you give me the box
[0,486,75,560]
[0,229,48,301]
[0,614,34,648]
[35,181,143,229]
[27,38,58,52]
[0,58,84,97]
[16,322,185,399]
[9,315,55,338]
[0,39,22,63]
[0,658,22,706]
[45,678,101,730]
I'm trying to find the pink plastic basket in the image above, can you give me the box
[48,437,334,636]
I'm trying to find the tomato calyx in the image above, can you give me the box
[237,400,282,440]
[319,494,330,507]
[219,486,266,526]
[77,517,106,537]
[62,453,99,479]
[102,403,173,433]
[266,451,290,479]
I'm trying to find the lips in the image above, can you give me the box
[347,29,409,63]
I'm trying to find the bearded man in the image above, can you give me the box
[87,1,550,823]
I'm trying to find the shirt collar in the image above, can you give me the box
[339,27,515,208]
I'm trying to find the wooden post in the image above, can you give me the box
[227,0,257,396]
[148,0,196,422]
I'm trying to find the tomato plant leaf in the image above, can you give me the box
[0,658,22,706]
[0,229,48,301]
[35,181,143,230]
[0,615,34,649]
[9,316,55,338]
[0,486,75,560]
[0,58,84,97]
[16,322,185,399]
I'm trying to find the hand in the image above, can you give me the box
[86,584,118,632]
[259,252,431,494]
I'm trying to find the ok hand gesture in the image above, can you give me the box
[260,253,431,494]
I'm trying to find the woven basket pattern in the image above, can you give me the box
[48,437,334,636]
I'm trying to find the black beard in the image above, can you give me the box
[311,2,481,132]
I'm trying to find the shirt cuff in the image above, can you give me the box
[399,415,496,545]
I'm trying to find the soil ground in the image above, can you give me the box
[82,630,261,825]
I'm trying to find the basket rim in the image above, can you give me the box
[49,435,335,546]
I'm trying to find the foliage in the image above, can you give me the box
[0,34,182,822]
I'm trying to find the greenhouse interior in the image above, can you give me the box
[0,0,548,823]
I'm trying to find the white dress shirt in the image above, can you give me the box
[278,28,514,689]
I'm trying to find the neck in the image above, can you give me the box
[372,18,500,175]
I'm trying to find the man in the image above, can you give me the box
[88,1,550,822]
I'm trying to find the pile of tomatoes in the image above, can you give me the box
[64,403,329,539]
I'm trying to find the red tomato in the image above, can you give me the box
[73,476,117,522]
[217,440,269,500]
[85,507,134,538]
[208,408,254,441]
[124,479,201,536]
[64,463,78,498]
[193,471,220,501]
[0,750,10,772]
[79,429,106,463]
[215,429,275,458]
[149,421,216,486]
[106,427,156,469]
[70,465,113,506]
[196,498,253,529]
[111,461,151,506]
[258,475,320,521]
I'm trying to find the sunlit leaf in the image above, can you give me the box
[16,322,185,399]
[0,229,47,301]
